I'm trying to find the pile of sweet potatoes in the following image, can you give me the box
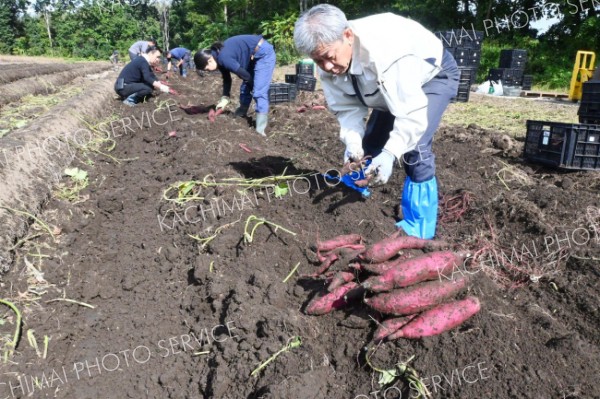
[304,232,481,341]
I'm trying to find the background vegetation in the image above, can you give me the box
[1,0,599,88]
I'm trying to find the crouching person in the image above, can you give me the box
[114,46,176,106]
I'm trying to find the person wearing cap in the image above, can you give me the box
[193,35,276,136]
[294,5,459,239]
[166,47,192,77]
[114,46,177,106]
[128,38,156,61]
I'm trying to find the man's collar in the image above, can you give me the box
[348,40,363,76]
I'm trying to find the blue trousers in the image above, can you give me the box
[240,41,276,113]
[362,50,459,182]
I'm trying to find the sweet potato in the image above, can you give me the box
[360,252,412,275]
[361,236,448,264]
[327,271,356,292]
[364,275,469,316]
[362,251,468,292]
[372,315,416,342]
[305,282,361,315]
[388,296,481,339]
[315,234,362,252]
[310,252,339,277]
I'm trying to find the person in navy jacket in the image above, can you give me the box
[166,47,192,77]
[194,35,276,136]
[114,46,176,106]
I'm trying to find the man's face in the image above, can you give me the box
[310,28,354,75]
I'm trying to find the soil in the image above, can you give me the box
[0,68,599,399]
[0,63,112,107]
[0,64,81,85]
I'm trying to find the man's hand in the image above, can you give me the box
[169,88,179,95]
[159,84,170,93]
[365,149,395,186]
[343,143,365,163]
[216,96,230,110]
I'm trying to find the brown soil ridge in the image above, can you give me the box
[0,63,82,84]
[0,74,114,273]
[0,62,111,107]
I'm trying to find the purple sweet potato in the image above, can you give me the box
[305,282,361,315]
[315,234,362,252]
[388,296,481,339]
[362,251,468,292]
[327,271,356,292]
[364,275,469,316]
[361,236,448,264]
[372,315,416,342]
[360,252,412,275]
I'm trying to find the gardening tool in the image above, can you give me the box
[323,159,372,198]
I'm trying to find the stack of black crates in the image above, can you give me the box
[489,49,533,90]
[270,61,318,103]
[434,28,484,102]
[578,81,600,124]
[284,61,317,92]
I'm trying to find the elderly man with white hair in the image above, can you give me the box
[294,5,459,239]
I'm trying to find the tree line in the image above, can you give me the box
[1,0,598,88]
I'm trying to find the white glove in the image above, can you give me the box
[365,149,395,186]
[159,84,170,93]
[216,96,230,110]
[343,143,365,163]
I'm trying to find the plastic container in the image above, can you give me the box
[296,74,317,91]
[285,74,297,84]
[296,59,315,77]
[521,75,533,90]
[524,120,600,170]
[269,83,297,103]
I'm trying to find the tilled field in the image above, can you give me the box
[0,64,599,399]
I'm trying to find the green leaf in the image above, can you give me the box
[274,182,288,198]
[64,167,88,181]
[378,369,398,385]
[178,181,196,198]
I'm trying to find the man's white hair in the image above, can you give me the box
[294,4,349,55]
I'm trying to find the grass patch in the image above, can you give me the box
[0,85,84,137]
[442,93,580,137]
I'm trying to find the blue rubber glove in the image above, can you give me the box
[365,149,395,185]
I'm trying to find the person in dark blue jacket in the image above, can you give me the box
[166,47,192,77]
[114,46,176,106]
[194,35,276,136]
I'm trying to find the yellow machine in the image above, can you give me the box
[569,51,596,101]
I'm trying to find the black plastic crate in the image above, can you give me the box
[489,68,522,86]
[524,120,600,170]
[578,101,600,125]
[500,59,527,69]
[499,49,528,69]
[458,67,477,84]
[285,74,297,84]
[522,75,533,90]
[500,49,527,61]
[453,48,480,67]
[296,62,315,76]
[451,88,470,103]
[296,74,316,91]
[579,115,600,124]
[582,81,600,94]
[581,81,600,103]
[269,83,297,103]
